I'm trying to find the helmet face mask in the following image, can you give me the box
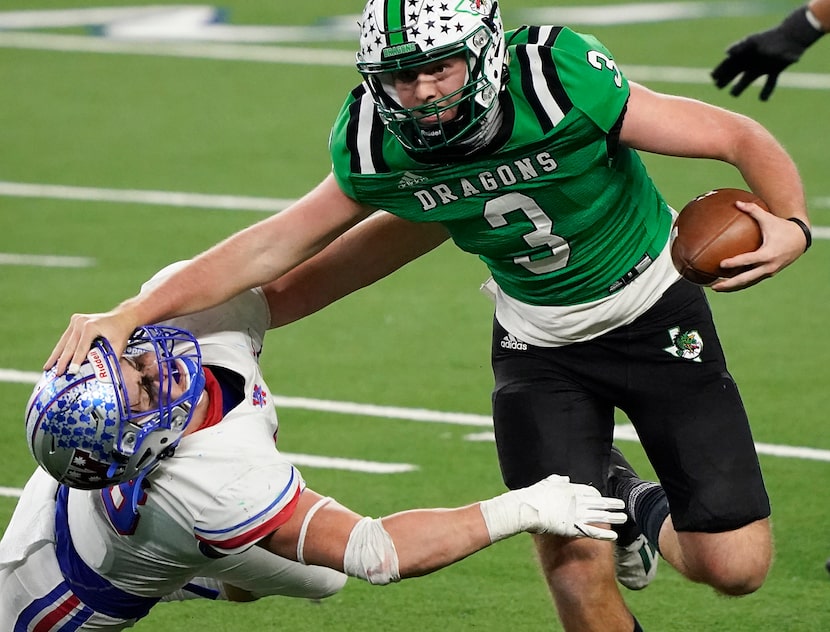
[25,326,205,490]
[357,0,506,152]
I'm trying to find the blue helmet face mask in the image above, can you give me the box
[25,325,205,491]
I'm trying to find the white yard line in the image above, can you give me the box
[0,30,829,91]
[2,368,829,465]
[0,254,95,268]
[2,182,827,247]
[0,452,416,499]
[0,181,293,213]
[0,31,356,66]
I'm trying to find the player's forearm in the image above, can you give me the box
[123,177,374,326]
[380,506,492,579]
[728,120,808,222]
[115,220,302,327]
[260,496,490,583]
[264,213,449,328]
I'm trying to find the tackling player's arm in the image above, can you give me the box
[620,81,809,290]
[258,490,491,584]
[257,480,625,586]
[263,212,450,328]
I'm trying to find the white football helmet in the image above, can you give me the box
[25,325,205,490]
[356,0,507,151]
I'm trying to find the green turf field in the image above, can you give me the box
[1,1,828,630]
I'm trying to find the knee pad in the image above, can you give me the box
[342,517,400,585]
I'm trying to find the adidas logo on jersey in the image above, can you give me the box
[500,334,528,351]
[398,171,428,189]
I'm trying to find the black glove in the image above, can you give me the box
[712,7,824,100]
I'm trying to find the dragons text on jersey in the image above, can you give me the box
[412,152,559,210]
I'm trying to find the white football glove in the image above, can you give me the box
[480,474,627,542]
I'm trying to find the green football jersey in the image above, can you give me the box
[330,26,673,306]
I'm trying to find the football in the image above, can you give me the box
[670,188,768,285]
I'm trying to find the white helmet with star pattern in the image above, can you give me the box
[356,0,507,151]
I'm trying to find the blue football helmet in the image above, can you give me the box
[25,325,205,490]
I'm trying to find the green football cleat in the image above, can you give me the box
[608,446,659,590]
[615,532,659,590]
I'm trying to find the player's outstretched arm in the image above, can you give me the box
[263,211,450,329]
[44,175,375,374]
[711,1,827,100]
[262,475,625,585]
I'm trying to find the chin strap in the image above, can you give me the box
[129,467,153,513]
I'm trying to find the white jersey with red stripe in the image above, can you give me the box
[67,417,303,598]
[0,263,320,629]
[67,262,304,598]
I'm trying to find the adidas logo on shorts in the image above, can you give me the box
[500,334,528,351]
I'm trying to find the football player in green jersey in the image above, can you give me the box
[48,2,811,630]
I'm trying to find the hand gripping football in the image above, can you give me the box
[671,188,768,285]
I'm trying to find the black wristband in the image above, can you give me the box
[787,217,812,252]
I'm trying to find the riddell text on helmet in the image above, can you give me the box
[88,349,110,380]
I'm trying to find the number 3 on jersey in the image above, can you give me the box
[484,192,571,274]
[587,50,623,88]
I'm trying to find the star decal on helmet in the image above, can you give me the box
[356,0,506,150]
